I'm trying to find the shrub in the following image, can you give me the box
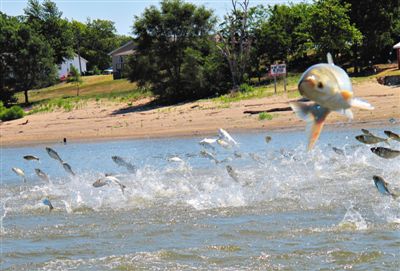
[239,83,254,93]
[258,112,273,121]
[0,105,25,121]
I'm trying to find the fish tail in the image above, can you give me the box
[350,98,374,110]
[290,102,330,150]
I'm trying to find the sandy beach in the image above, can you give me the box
[1,80,399,147]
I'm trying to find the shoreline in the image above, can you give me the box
[1,81,399,148]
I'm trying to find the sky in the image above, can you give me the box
[0,0,307,35]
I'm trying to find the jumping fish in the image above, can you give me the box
[35,168,50,182]
[373,175,399,199]
[93,175,126,194]
[111,156,136,173]
[332,147,345,155]
[371,147,400,159]
[355,134,390,145]
[12,167,26,182]
[42,198,54,210]
[384,130,400,142]
[218,128,238,146]
[23,155,39,161]
[199,138,217,150]
[217,139,230,149]
[226,165,240,183]
[168,157,184,163]
[289,53,374,150]
[45,147,63,163]
[62,162,75,176]
[265,136,272,143]
[200,150,219,163]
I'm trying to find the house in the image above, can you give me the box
[108,40,136,79]
[394,42,400,69]
[58,54,88,79]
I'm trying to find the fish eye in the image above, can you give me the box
[317,82,323,89]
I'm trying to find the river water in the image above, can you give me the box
[1,127,399,270]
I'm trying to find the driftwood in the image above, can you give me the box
[243,106,292,115]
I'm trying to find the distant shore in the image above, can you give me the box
[1,81,399,147]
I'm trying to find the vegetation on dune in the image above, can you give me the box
[0,102,25,121]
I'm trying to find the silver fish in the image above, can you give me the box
[218,128,238,146]
[42,198,54,210]
[23,155,39,161]
[384,130,400,142]
[12,167,26,182]
[200,150,219,163]
[226,165,240,183]
[62,162,75,175]
[332,147,345,155]
[199,138,217,150]
[45,147,63,163]
[361,128,372,135]
[217,139,230,149]
[265,136,272,143]
[93,176,126,194]
[111,156,136,173]
[355,134,389,145]
[168,156,184,163]
[373,175,399,199]
[289,53,373,150]
[35,168,50,182]
[371,147,400,159]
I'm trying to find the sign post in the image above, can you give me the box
[270,64,287,94]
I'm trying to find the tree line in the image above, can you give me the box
[1,0,129,105]
[1,0,399,106]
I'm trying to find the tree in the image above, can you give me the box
[68,66,82,96]
[82,19,118,70]
[24,0,73,64]
[340,0,400,70]
[305,0,362,63]
[12,23,57,104]
[0,12,18,105]
[217,0,253,90]
[128,0,224,102]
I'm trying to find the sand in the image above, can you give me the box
[1,80,399,147]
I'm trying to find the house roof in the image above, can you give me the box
[75,54,88,63]
[108,40,136,56]
[394,42,400,49]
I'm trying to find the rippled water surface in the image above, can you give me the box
[1,127,400,270]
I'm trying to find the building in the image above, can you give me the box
[108,40,136,79]
[58,54,88,79]
[394,42,400,69]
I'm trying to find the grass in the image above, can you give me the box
[258,112,273,121]
[16,75,152,114]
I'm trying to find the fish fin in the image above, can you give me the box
[290,102,330,150]
[340,90,353,101]
[350,98,374,110]
[327,53,334,65]
[336,109,353,120]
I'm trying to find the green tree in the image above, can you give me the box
[128,0,224,102]
[340,0,400,70]
[82,19,118,70]
[68,65,83,96]
[24,0,73,64]
[13,23,57,104]
[0,12,19,105]
[305,0,362,62]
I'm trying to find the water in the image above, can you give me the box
[1,128,400,270]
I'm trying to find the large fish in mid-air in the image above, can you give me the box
[45,147,63,163]
[290,53,374,150]
[373,176,399,199]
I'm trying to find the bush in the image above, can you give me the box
[258,112,273,121]
[0,105,25,121]
[239,83,254,93]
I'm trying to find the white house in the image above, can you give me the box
[58,54,88,78]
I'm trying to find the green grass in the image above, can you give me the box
[212,73,301,104]
[258,112,273,121]
[15,75,152,114]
